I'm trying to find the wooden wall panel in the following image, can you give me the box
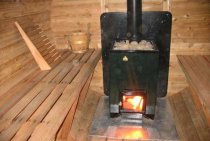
[171,0,210,43]
[168,0,210,95]
[0,0,209,95]
[51,0,101,50]
[168,43,210,95]
[106,0,163,12]
[50,0,210,95]
[50,0,163,50]
[0,0,52,83]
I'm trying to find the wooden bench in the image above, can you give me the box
[0,22,66,117]
[178,55,210,127]
[0,22,101,141]
[169,55,210,141]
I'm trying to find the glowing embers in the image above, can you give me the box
[121,90,146,113]
[105,126,149,139]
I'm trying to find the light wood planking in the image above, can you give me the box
[51,0,101,49]
[56,74,93,141]
[178,55,210,127]
[0,49,101,141]
[0,51,68,118]
[169,87,210,141]
[28,50,101,141]
[11,52,94,141]
[68,61,103,141]
[15,21,51,70]
[0,0,52,83]
[50,0,210,95]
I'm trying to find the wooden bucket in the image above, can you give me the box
[68,32,90,53]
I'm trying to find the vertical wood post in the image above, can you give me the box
[163,0,171,11]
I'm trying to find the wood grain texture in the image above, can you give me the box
[51,0,101,49]
[56,74,93,141]
[0,49,101,141]
[15,21,51,70]
[171,0,210,43]
[50,0,210,95]
[178,55,210,127]
[11,52,93,141]
[68,61,103,141]
[28,50,101,141]
[169,87,210,141]
[0,0,52,82]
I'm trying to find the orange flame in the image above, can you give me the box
[123,96,144,112]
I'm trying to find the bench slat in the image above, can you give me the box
[0,50,100,141]
[28,50,101,141]
[0,52,70,117]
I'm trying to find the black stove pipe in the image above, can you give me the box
[127,0,142,41]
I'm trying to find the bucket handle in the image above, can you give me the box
[87,23,91,34]
[64,35,73,51]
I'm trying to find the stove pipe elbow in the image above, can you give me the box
[127,0,142,42]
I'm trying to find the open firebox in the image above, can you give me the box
[101,0,172,119]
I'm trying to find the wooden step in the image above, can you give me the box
[169,87,210,141]
[178,55,210,127]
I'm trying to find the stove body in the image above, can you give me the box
[101,0,172,119]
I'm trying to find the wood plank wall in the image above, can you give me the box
[1,0,210,95]
[169,0,210,95]
[51,0,210,95]
[0,0,52,83]
[50,0,163,50]
[51,0,101,50]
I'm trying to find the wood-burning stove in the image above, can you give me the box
[101,0,172,119]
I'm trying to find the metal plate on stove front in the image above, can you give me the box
[89,96,179,140]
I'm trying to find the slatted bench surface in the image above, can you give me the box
[18,22,61,66]
[0,49,101,141]
[0,21,63,96]
[0,52,67,119]
[169,88,210,141]
[178,55,210,127]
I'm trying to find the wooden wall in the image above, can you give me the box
[1,0,209,95]
[51,0,101,50]
[0,0,51,84]
[51,0,164,50]
[168,0,210,95]
[51,0,210,95]
[104,0,164,12]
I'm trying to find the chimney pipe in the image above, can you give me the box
[127,0,142,41]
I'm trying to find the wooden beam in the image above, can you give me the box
[14,22,51,71]
[163,0,170,11]
[101,0,109,13]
